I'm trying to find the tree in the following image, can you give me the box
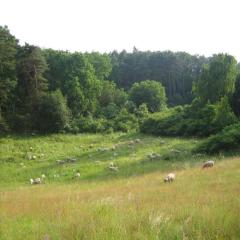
[44,50,102,116]
[109,50,207,106]
[85,52,112,80]
[194,54,237,104]
[129,80,167,112]
[16,44,48,103]
[0,26,18,113]
[34,90,70,133]
[13,44,48,131]
[64,77,86,117]
[98,80,128,108]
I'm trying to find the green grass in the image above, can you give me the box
[0,133,239,239]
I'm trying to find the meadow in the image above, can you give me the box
[0,133,240,239]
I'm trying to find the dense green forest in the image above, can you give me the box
[1,25,240,154]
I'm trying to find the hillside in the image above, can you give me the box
[0,133,240,239]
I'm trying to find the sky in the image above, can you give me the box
[1,0,240,60]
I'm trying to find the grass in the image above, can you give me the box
[0,133,240,239]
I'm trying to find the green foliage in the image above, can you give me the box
[135,103,149,119]
[213,97,237,130]
[43,50,102,116]
[195,123,240,154]
[0,26,18,112]
[14,44,48,125]
[129,80,167,112]
[113,109,139,132]
[102,103,119,119]
[85,52,112,80]
[64,77,86,117]
[141,99,237,137]
[124,100,137,113]
[194,54,237,104]
[98,80,127,108]
[16,44,48,100]
[72,116,107,133]
[34,90,70,133]
[231,74,240,117]
[110,50,207,106]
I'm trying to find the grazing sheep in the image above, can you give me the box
[108,162,119,171]
[56,160,66,164]
[75,172,81,178]
[67,158,77,163]
[202,160,214,169]
[109,166,119,172]
[30,177,42,185]
[135,139,141,143]
[164,173,175,183]
[170,149,181,154]
[147,152,160,160]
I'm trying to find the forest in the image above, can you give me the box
[1,25,240,153]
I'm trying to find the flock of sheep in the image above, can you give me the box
[29,138,215,185]
[30,160,215,185]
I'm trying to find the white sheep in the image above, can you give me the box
[75,172,81,178]
[202,160,214,169]
[30,177,42,185]
[108,162,119,171]
[164,173,175,183]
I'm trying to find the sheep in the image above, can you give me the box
[108,162,119,172]
[30,177,42,185]
[202,160,214,169]
[164,173,175,183]
[67,158,77,163]
[147,152,160,160]
[75,172,81,178]
[56,160,66,164]
[109,166,119,172]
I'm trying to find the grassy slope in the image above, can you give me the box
[0,133,240,239]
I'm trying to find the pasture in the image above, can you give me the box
[0,133,239,239]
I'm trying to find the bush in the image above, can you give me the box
[194,123,240,154]
[72,116,107,133]
[34,90,70,133]
[113,109,139,132]
[102,103,119,119]
[141,99,237,137]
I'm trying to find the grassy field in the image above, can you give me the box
[0,133,240,239]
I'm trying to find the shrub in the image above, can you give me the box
[72,116,107,133]
[141,99,237,137]
[113,109,139,132]
[102,103,119,119]
[194,123,240,154]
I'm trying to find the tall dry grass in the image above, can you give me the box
[1,158,240,240]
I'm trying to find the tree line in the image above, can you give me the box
[1,25,240,135]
